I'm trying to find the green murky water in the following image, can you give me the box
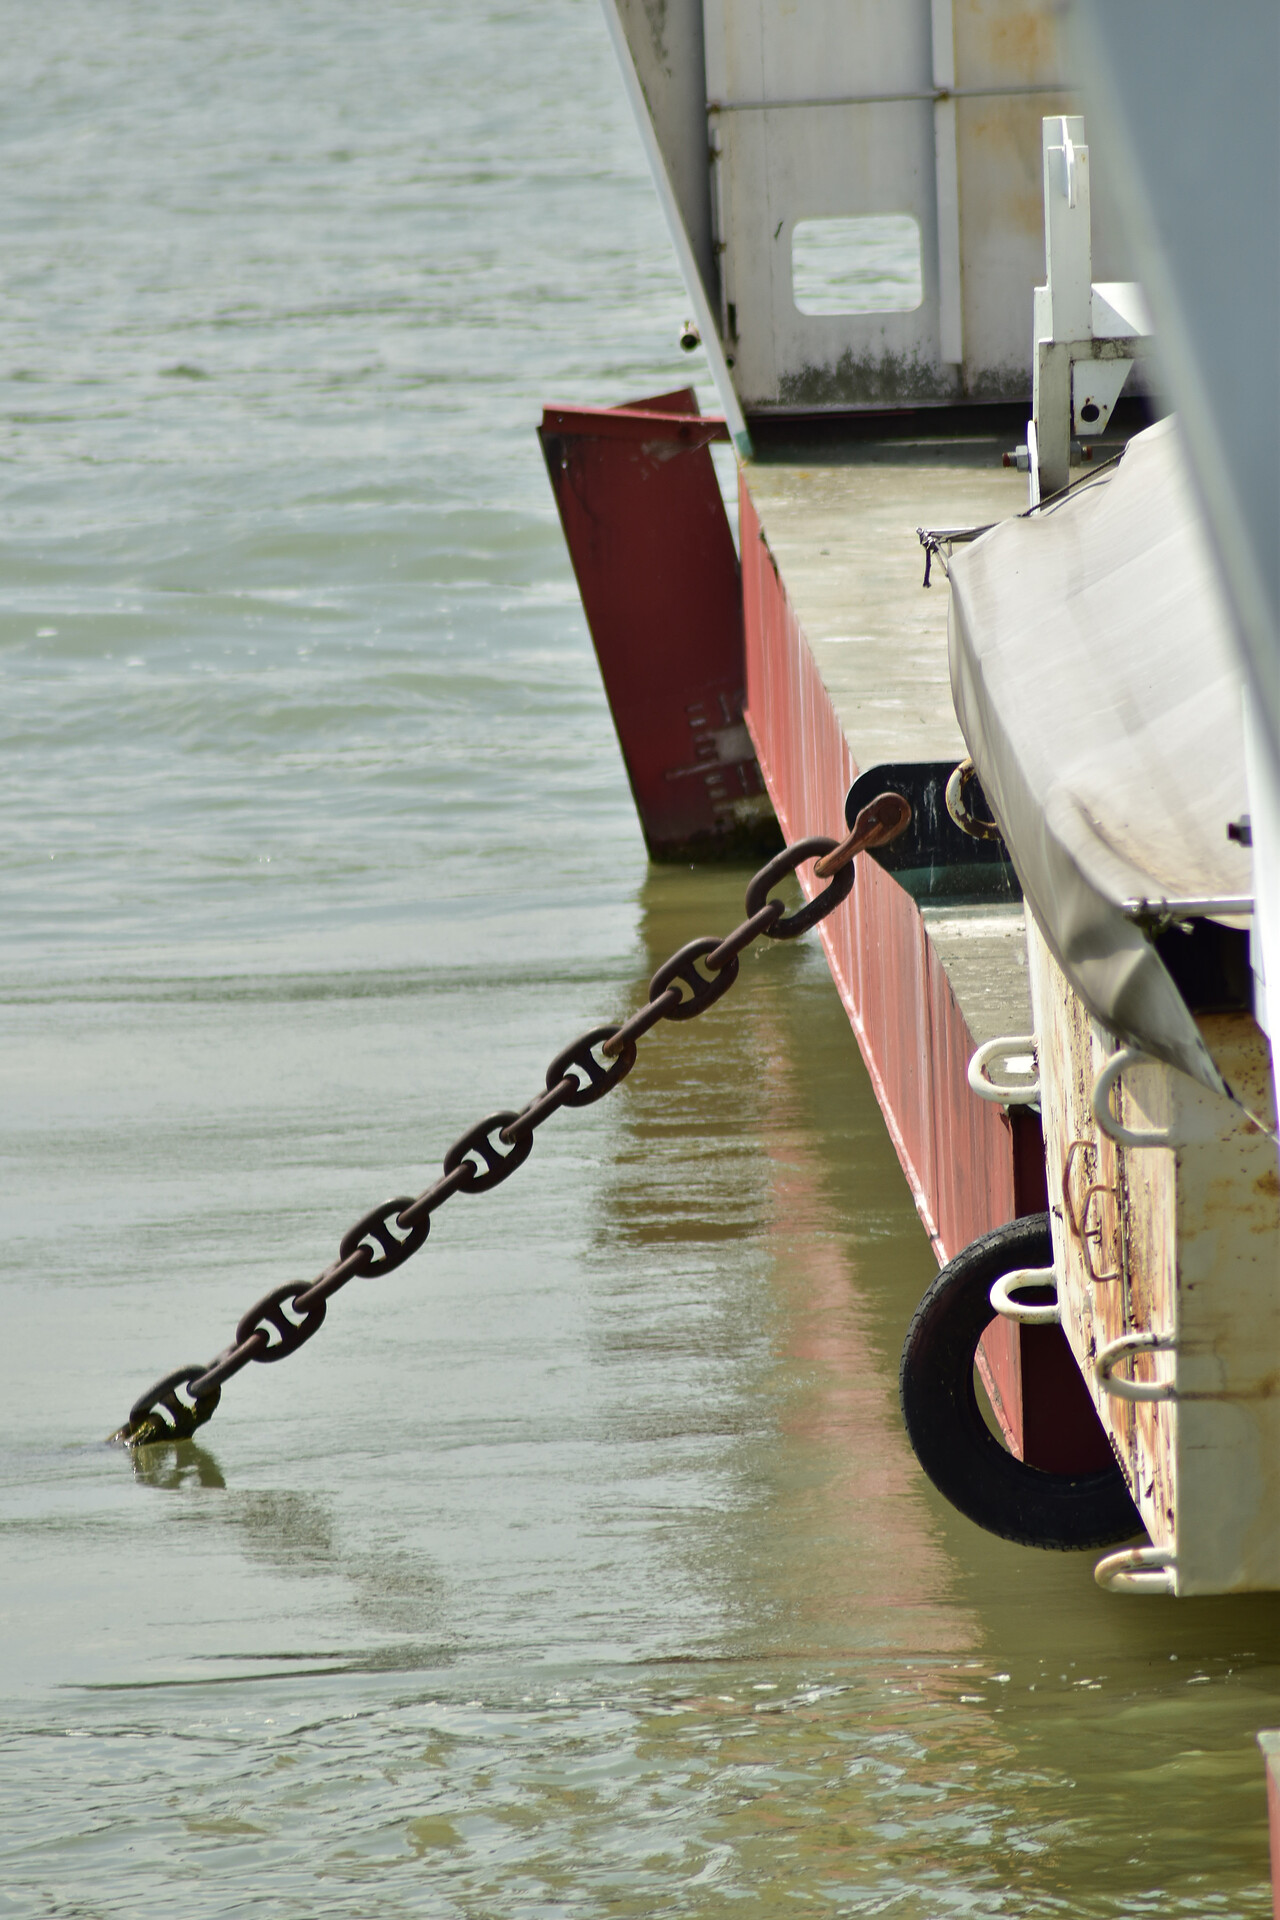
[2,5,1278,1914]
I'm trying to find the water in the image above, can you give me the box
[2,4,1279,1914]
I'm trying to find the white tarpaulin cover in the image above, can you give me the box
[948,417,1251,1093]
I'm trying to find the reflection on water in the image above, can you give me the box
[604,870,970,1666]
[1,2,1279,1914]
[131,1443,227,1493]
[4,868,1279,1915]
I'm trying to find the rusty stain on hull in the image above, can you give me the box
[957,0,1060,83]
[1030,922,1280,1593]
[539,388,780,863]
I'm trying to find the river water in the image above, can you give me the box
[2,5,1279,1915]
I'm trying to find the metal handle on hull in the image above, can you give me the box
[1095,1330,1177,1402]
[1061,1139,1121,1283]
[968,1034,1040,1105]
[1094,1545,1176,1595]
[1091,1047,1181,1148]
[989,1266,1061,1324]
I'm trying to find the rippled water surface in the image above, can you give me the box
[3,5,1280,1915]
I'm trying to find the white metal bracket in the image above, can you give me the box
[1096,1330,1178,1403]
[1094,1545,1177,1596]
[967,1033,1040,1106]
[1028,117,1152,501]
[989,1265,1061,1325]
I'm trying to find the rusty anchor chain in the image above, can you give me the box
[114,793,911,1447]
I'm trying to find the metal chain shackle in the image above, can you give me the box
[116,796,909,1446]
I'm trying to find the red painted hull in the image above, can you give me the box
[738,476,1110,1473]
[539,391,1109,1472]
[539,389,776,860]
[739,478,1029,1266]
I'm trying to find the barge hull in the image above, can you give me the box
[739,476,1037,1268]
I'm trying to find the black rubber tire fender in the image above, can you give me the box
[899,1213,1143,1551]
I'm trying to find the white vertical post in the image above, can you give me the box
[1035,114,1091,497]
[1043,115,1092,341]
[931,0,963,365]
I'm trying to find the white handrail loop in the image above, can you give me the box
[989,1265,1061,1325]
[1094,1544,1176,1595]
[1095,1329,1177,1402]
[1091,1047,1181,1148]
[968,1034,1040,1106]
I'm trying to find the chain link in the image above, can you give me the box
[114,798,909,1446]
[647,936,740,1019]
[338,1199,429,1275]
[743,836,854,938]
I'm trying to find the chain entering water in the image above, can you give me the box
[113,794,910,1446]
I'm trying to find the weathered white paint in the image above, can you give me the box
[930,0,963,363]
[597,0,751,453]
[1027,917,1280,1597]
[1094,1544,1177,1594]
[1031,116,1149,493]
[600,0,1138,416]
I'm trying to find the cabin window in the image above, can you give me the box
[790,215,923,315]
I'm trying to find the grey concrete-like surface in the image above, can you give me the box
[746,435,1027,773]
[923,903,1033,1046]
[746,430,1033,1044]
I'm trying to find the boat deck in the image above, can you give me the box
[744,435,1023,771]
[740,424,1048,1261]
[922,903,1032,1055]
[542,391,1141,1466]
